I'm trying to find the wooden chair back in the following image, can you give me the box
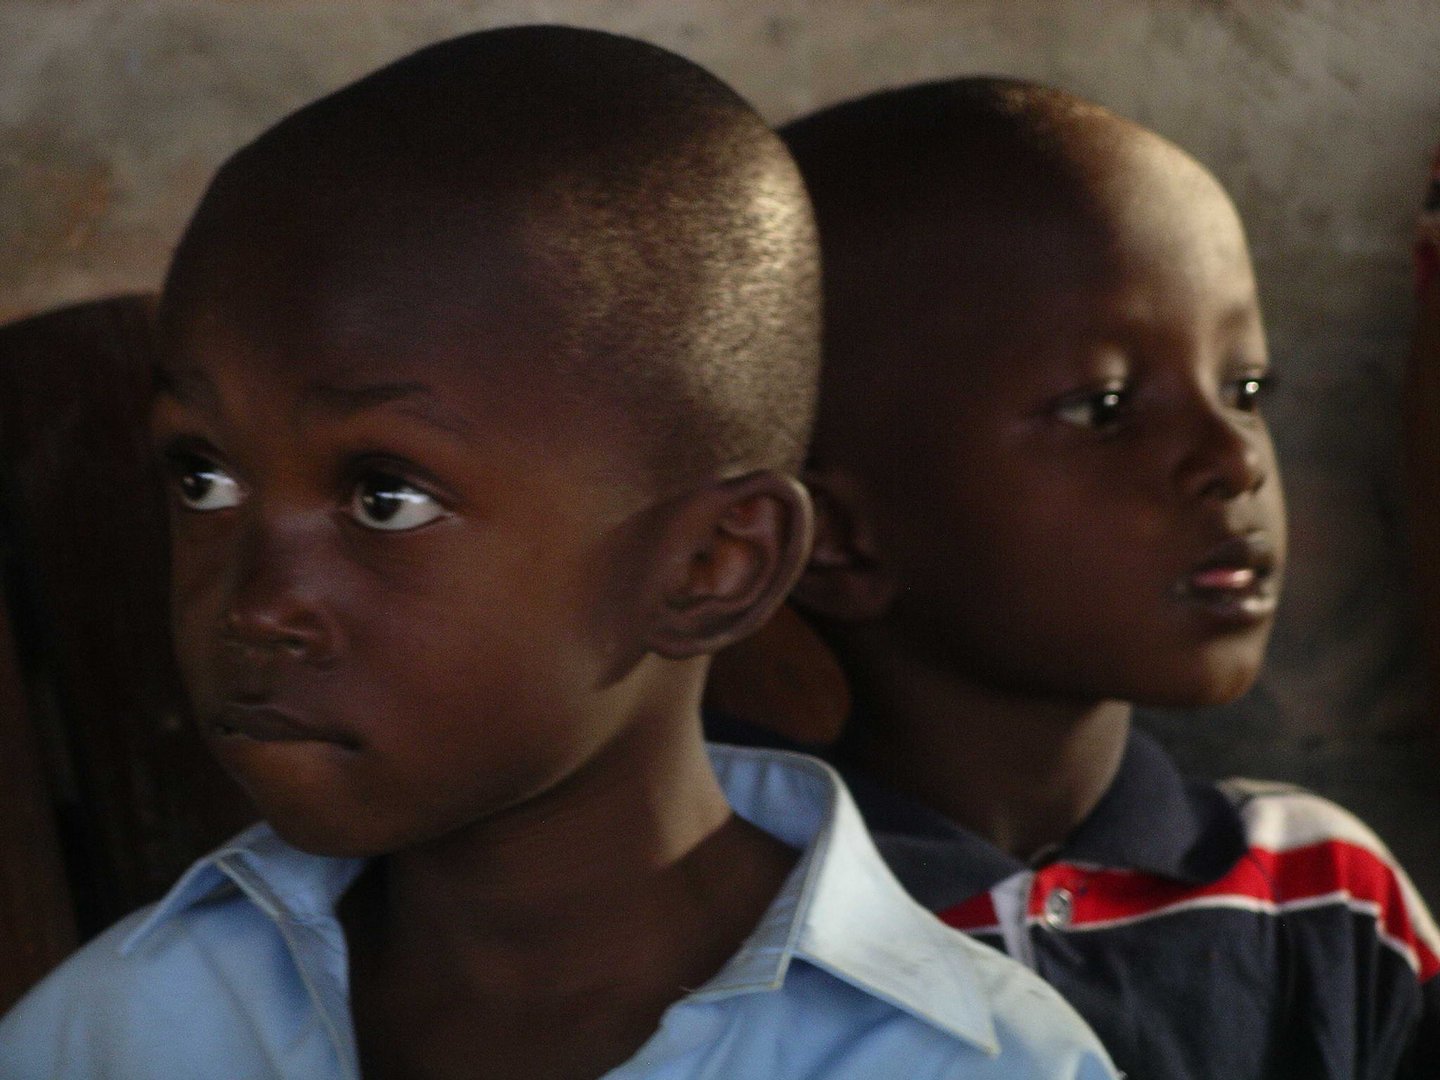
[0,296,252,977]
[0,595,75,1013]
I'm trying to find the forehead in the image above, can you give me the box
[175,179,557,337]
[158,221,644,470]
[170,181,563,376]
[1087,139,1257,308]
[908,143,1258,365]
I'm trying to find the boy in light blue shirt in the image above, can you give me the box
[0,27,1115,1080]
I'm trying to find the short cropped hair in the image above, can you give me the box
[163,26,821,486]
[780,77,1122,463]
[782,76,1113,260]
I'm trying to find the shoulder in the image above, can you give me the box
[949,926,1120,1078]
[1218,778,1440,983]
[736,946,1118,1080]
[0,909,156,1073]
[0,889,295,1077]
[707,746,1118,1078]
[2,902,161,1008]
[1221,776,1391,850]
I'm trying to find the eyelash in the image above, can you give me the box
[160,442,244,512]
[342,459,450,532]
[1052,384,1132,432]
[1225,373,1276,412]
[1050,372,1275,433]
[157,442,451,533]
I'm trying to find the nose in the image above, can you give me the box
[219,516,340,667]
[1174,404,1270,502]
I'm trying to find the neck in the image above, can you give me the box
[347,689,794,1000]
[837,630,1130,861]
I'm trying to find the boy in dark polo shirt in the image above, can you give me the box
[713,78,1439,1079]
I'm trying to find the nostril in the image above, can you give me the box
[219,632,296,662]
[215,521,343,666]
[223,607,289,644]
[220,606,330,661]
[1195,464,1264,503]
[1179,411,1270,503]
[1229,442,1268,497]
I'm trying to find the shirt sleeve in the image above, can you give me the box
[1225,780,1440,1080]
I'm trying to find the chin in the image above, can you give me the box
[1129,620,1275,708]
[234,782,407,857]
[1141,658,1266,709]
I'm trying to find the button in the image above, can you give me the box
[1043,887,1074,929]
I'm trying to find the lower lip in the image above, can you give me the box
[209,707,355,747]
[1178,571,1277,626]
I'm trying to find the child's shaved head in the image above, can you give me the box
[784,77,1210,476]
[163,25,819,487]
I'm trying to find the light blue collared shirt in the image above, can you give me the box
[0,745,1117,1078]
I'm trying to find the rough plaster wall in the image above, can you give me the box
[4,1,1439,897]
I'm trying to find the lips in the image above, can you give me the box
[208,703,359,748]
[1177,533,1279,624]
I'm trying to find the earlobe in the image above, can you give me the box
[646,471,813,661]
[789,466,899,622]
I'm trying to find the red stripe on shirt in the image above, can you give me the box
[938,890,1000,935]
[937,841,1440,981]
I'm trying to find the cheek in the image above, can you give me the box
[335,545,607,729]
[167,522,236,674]
[1261,461,1289,561]
[894,476,1168,671]
[922,469,1153,597]
[330,627,610,848]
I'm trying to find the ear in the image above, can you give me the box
[645,470,814,661]
[789,465,899,622]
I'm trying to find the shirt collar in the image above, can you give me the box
[120,744,1000,1055]
[121,822,365,954]
[832,728,1247,911]
[1062,726,1246,880]
[697,745,1001,1054]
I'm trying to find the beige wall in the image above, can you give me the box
[5,0,1439,894]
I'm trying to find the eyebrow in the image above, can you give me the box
[153,364,217,408]
[152,367,478,445]
[300,381,479,444]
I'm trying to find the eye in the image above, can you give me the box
[349,472,447,532]
[1053,385,1131,432]
[164,449,243,512]
[1225,373,1275,413]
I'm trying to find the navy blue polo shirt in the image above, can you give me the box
[707,718,1440,1080]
